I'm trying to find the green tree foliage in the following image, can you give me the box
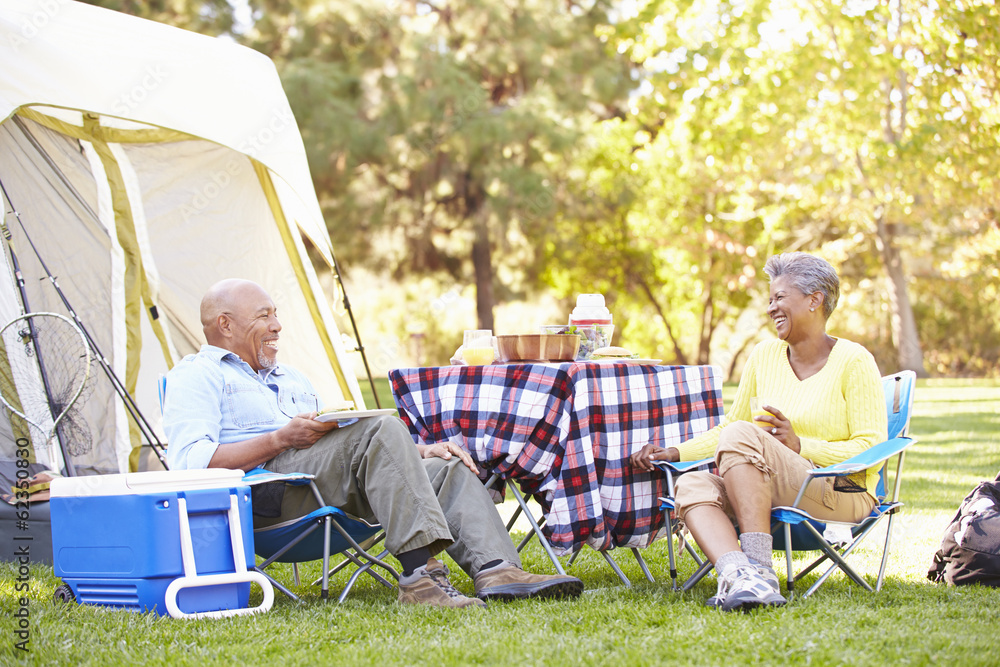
[80,0,241,35]
[594,0,1000,374]
[85,0,1000,375]
[239,0,634,331]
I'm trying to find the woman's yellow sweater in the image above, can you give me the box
[676,338,888,499]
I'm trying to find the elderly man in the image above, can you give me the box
[163,279,583,609]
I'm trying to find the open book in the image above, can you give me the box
[314,408,397,423]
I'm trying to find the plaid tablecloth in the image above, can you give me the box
[389,362,723,554]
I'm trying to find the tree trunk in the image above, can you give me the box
[698,288,714,365]
[875,207,927,376]
[869,39,927,377]
[471,205,495,331]
[636,276,688,365]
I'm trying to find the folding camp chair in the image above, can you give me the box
[158,376,398,603]
[654,458,715,590]
[656,371,917,598]
[487,472,655,587]
[246,470,398,602]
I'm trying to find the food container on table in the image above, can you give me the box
[565,294,615,360]
[541,324,614,360]
[496,334,580,363]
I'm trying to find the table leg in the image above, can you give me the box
[507,481,567,576]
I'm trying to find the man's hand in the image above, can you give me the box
[418,441,480,475]
[629,443,680,472]
[274,413,342,451]
[208,413,342,471]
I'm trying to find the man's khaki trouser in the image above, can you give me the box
[258,415,521,577]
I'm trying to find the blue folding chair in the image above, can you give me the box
[158,375,398,602]
[656,371,917,597]
[771,370,916,597]
[245,470,398,603]
[654,458,715,590]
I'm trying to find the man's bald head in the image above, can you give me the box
[201,279,262,339]
[200,279,281,370]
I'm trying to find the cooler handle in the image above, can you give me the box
[165,493,274,619]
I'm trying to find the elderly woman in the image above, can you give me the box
[631,252,887,611]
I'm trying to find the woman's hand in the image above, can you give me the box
[758,405,801,454]
[629,443,680,472]
[418,441,480,475]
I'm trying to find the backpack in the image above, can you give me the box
[928,473,1000,588]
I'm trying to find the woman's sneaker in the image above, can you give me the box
[717,563,786,612]
[705,570,730,609]
[756,565,782,595]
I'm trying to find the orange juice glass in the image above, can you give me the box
[463,347,495,365]
[750,397,774,429]
[463,330,495,365]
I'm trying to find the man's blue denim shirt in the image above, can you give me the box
[163,344,320,470]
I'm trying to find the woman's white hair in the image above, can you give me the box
[763,252,840,319]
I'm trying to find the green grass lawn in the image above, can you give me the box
[3,379,999,666]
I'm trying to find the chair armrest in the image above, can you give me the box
[242,469,316,486]
[652,458,714,475]
[805,436,916,479]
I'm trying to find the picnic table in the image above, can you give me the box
[389,361,723,554]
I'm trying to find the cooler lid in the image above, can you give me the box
[50,469,246,498]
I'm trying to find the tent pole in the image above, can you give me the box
[332,254,382,408]
[0,179,169,470]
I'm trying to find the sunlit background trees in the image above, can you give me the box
[86,0,1000,378]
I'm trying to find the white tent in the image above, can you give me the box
[0,0,364,476]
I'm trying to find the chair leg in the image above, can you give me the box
[515,518,542,552]
[326,533,387,578]
[255,566,301,602]
[664,509,679,590]
[317,516,332,600]
[876,512,898,591]
[599,549,631,587]
[319,548,396,590]
[798,520,874,598]
[680,558,714,592]
[336,550,395,603]
[327,518,400,585]
[785,523,795,593]
[631,547,655,584]
[505,505,525,533]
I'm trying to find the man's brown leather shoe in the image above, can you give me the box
[398,558,486,609]
[473,564,584,602]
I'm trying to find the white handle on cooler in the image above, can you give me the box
[166,493,275,619]
[165,570,274,619]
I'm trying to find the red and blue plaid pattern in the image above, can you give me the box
[389,362,723,554]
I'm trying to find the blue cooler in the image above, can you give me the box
[50,469,273,619]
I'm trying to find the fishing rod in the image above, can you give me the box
[0,205,77,475]
[0,178,169,470]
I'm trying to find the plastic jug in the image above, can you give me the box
[568,294,613,359]
[569,294,613,327]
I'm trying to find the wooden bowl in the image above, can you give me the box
[496,334,580,362]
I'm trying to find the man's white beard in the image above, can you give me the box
[258,348,277,369]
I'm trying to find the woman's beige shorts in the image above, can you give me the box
[675,421,875,523]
